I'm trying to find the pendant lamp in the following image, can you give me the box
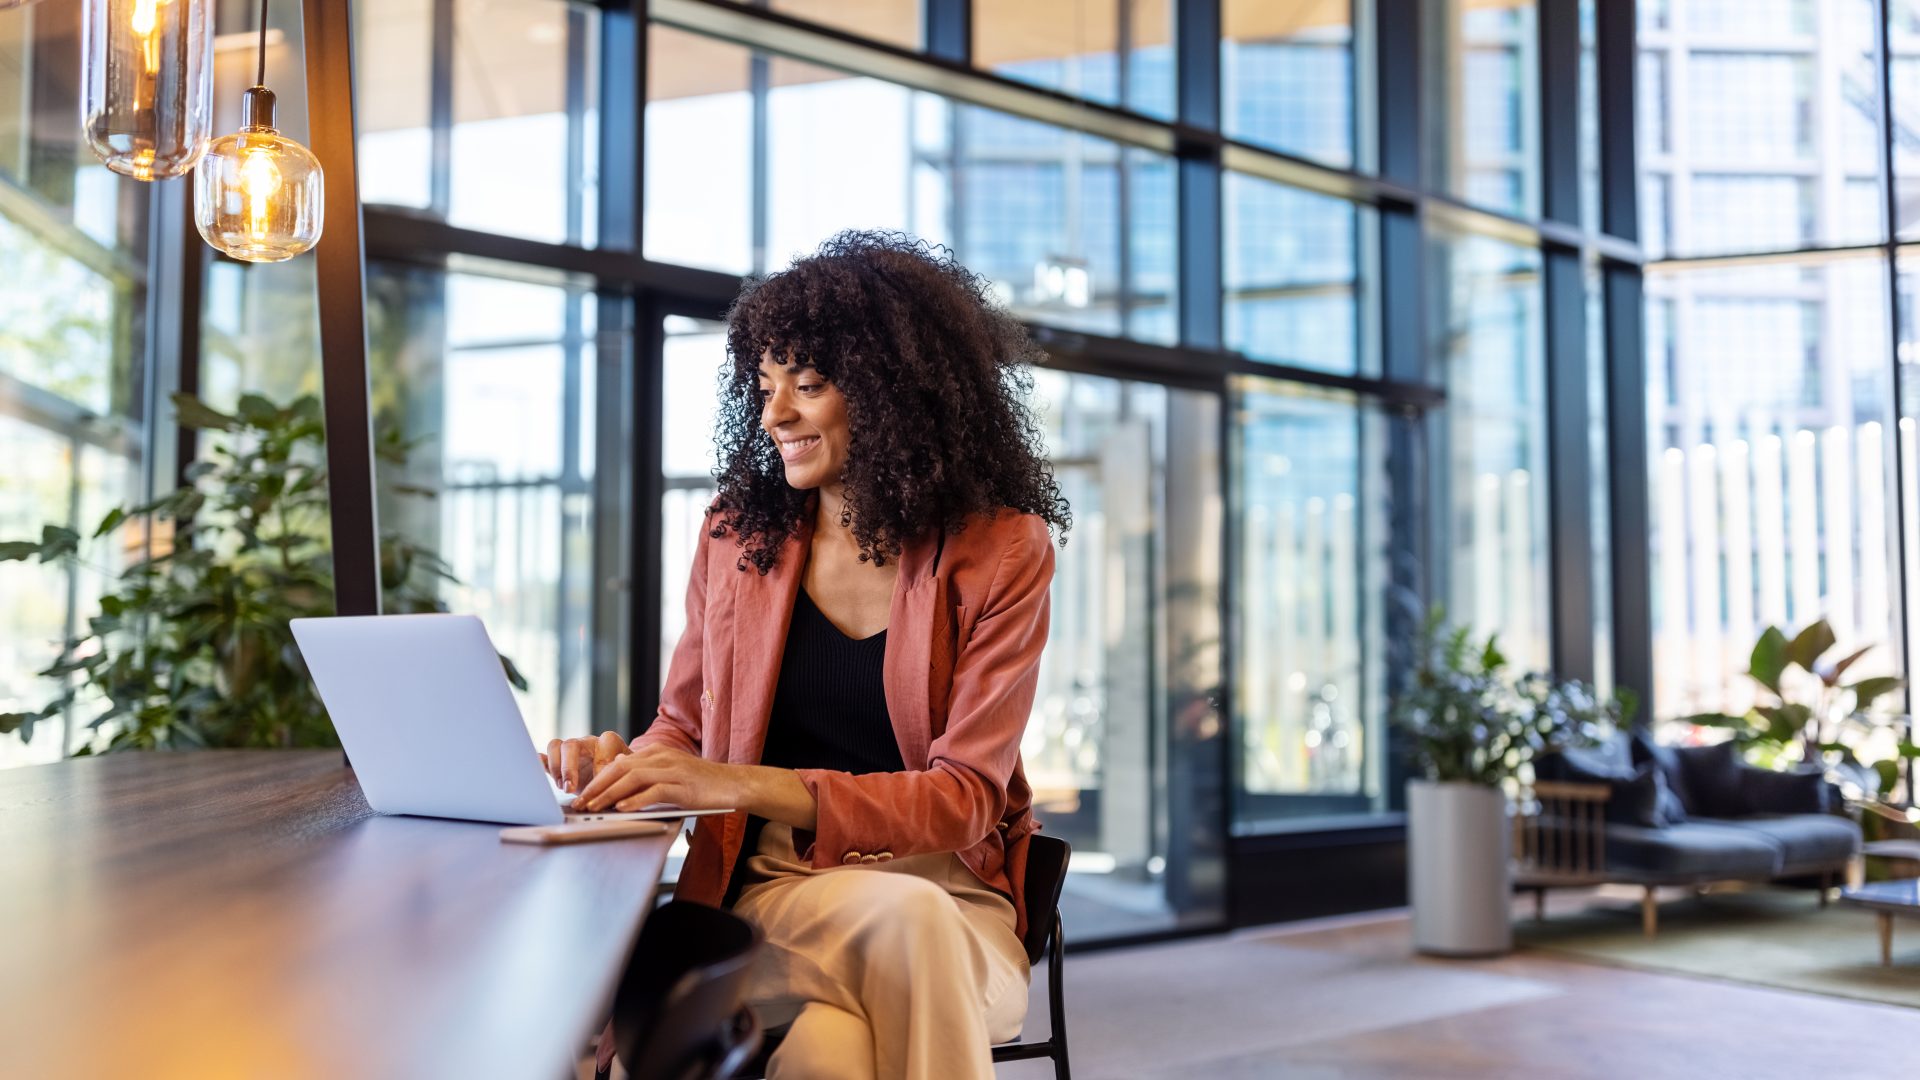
[193,0,322,263]
[81,0,215,180]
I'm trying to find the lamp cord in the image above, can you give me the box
[256,0,269,88]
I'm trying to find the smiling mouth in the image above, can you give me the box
[777,435,821,462]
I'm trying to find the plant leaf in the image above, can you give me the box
[0,540,39,562]
[171,393,239,432]
[1749,626,1790,694]
[93,507,126,538]
[1828,644,1876,685]
[236,393,280,427]
[1785,619,1837,673]
[1846,675,1906,713]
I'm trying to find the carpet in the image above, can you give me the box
[1516,886,1920,1009]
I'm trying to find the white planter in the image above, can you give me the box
[1407,779,1512,957]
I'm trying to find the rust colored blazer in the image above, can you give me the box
[634,505,1054,940]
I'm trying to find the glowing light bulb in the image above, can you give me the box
[81,0,213,180]
[239,144,282,238]
[195,87,322,263]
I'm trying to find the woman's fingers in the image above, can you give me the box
[583,766,656,812]
[614,785,680,812]
[562,738,590,792]
[576,752,634,807]
[544,740,563,784]
[593,730,626,775]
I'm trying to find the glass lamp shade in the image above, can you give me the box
[195,120,323,263]
[81,0,215,180]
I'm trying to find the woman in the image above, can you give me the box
[545,230,1070,1080]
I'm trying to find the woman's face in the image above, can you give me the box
[758,350,851,491]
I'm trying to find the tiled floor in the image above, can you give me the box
[999,904,1920,1079]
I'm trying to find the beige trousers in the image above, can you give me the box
[731,822,1030,1080]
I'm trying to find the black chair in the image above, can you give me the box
[741,833,1073,1079]
[595,900,764,1080]
[991,833,1072,1080]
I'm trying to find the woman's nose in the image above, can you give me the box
[762,386,797,425]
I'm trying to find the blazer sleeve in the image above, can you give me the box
[632,515,712,756]
[791,515,1053,866]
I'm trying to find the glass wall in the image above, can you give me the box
[1431,227,1550,673]
[1648,258,1900,719]
[1223,173,1374,375]
[1428,0,1540,217]
[644,28,1177,344]
[1639,0,1878,260]
[973,0,1176,121]
[1223,0,1362,169]
[356,0,602,247]
[1234,379,1390,823]
[0,2,151,767]
[1641,1,1913,736]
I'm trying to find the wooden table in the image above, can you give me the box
[1838,878,1920,966]
[0,750,674,1079]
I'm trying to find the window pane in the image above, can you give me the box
[1233,379,1390,827]
[659,315,725,687]
[722,0,919,49]
[1892,0,1920,238]
[1428,0,1540,217]
[1223,174,1372,375]
[973,0,1174,121]
[1649,1,1883,255]
[367,264,603,746]
[645,28,1178,345]
[0,4,149,768]
[1222,0,1357,169]
[1025,367,1224,936]
[357,0,601,247]
[1430,229,1549,673]
[1651,258,1899,722]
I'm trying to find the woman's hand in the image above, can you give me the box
[574,743,746,813]
[540,730,628,795]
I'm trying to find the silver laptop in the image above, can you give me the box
[291,613,730,826]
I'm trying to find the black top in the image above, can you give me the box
[757,587,905,776]
[724,587,903,906]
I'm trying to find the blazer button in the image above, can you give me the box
[995,821,1009,831]
[860,853,880,864]
[841,852,862,865]
[876,851,894,862]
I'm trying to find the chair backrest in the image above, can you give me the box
[1019,834,1071,966]
[612,900,763,1080]
[1512,780,1610,885]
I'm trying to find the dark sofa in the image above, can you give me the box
[1527,730,1861,935]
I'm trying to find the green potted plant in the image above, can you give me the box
[1682,618,1907,801]
[1391,609,1627,956]
[0,392,521,753]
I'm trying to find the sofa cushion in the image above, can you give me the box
[1602,821,1783,881]
[1738,765,1832,815]
[1631,731,1697,815]
[1606,765,1687,828]
[1676,741,1746,817]
[1700,814,1860,873]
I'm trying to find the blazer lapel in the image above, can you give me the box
[884,532,943,770]
[726,516,809,766]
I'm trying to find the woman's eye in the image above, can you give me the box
[798,383,825,394]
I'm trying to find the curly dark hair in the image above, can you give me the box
[711,229,1071,573]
